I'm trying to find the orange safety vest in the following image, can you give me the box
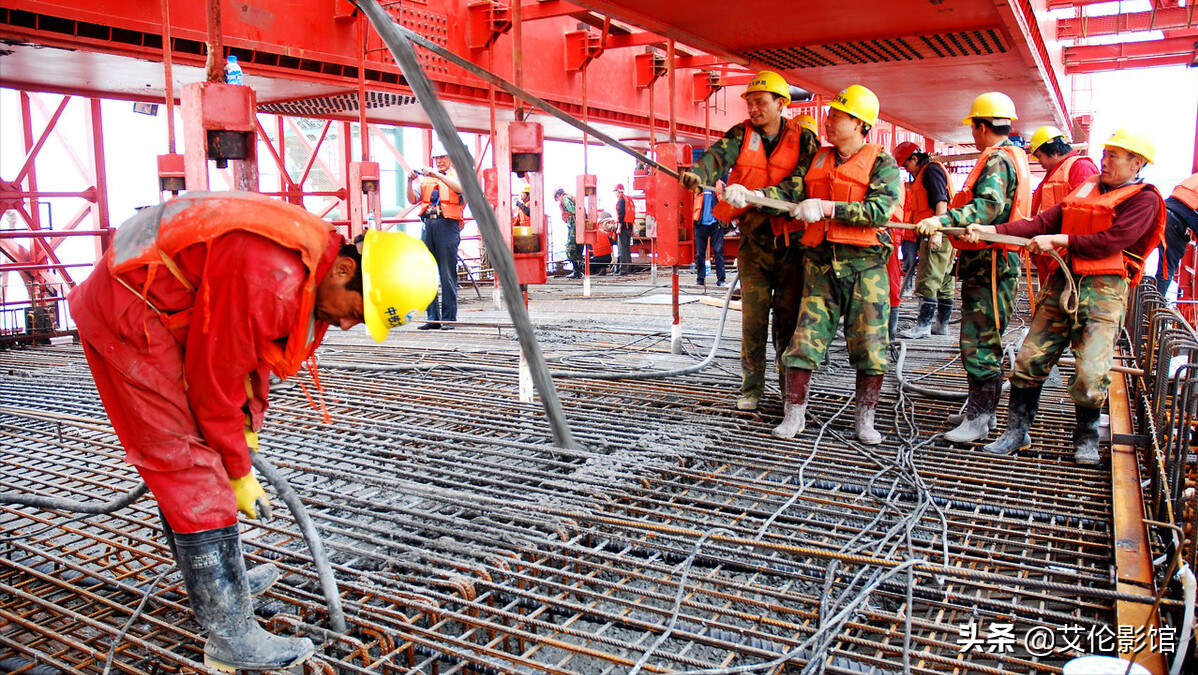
[906,161,955,223]
[1058,177,1166,284]
[109,191,335,378]
[1033,153,1093,213]
[419,171,464,222]
[712,118,805,237]
[619,194,636,223]
[801,144,885,247]
[1172,173,1198,210]
[514,202,530,229]
[592,230,613,257]
[950,144,1031,251]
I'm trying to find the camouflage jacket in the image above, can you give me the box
[939,138,1021,227]
[805,150,900,275]
[691,120,820,209]
[559,194,576,225]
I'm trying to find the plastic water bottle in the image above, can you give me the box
[224,55,243,85]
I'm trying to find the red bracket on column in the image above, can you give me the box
[693,71,722,102]
[635,51,666,89]
[566,29,605,71]
[467,1,511,49]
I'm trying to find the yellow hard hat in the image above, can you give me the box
[742,71,791,105]
[828,84,879,128]
[962,92,1018,124]
[1028,125,1067,154]
[794,113,818,135]
[521,184,531,194]
[1103,127,1155,164]
[361,230,439,342]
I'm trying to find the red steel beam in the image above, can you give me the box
[1064,35,1198,74]
[1057,8,1196,40]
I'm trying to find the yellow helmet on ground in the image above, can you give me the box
[828,84,879,128]
[794,113,818,135]
[1028,125,1067,154]
[361,230,439,342]
[742,71,791,105]
[1103,127,1155,164]
[962,92,1018,124]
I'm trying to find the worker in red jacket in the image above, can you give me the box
[959,128,1164,465]
[68,192,437,672]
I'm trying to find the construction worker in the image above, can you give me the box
[756,84,902,443]
[514,183,532,229]
[67,192,438,672]
[915,92,1031,444]
[554,188,585,278]
[692,180,727,286]
[590,212,617,275]
[1027,125,1100,284]
[406,140,464,330]
[1154,173,1198,286]
[961,128,1164,464]
[894,141,956,338]
[613,183,636,275]
[677,71,819,411]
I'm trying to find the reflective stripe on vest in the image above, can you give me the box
[1060,177,1166,283]
[420,174,464,221]
[1172,173,1198,210]
[109,191,335,378]
[906,161,954,223]
[950,144,1032,251]
[801,144,884,247]
[711,119,804,233]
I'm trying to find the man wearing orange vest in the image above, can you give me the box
[766,84,902,444]
[406,140,464,329]
[67,192,437,671]
[915,92,1032,444]
[960,129,1164,464]
[514,183,532,229]
[590,212,617,275]
[613,183,636,275]
[678,72,819,412]
[893,141,955,338]
[1155,172,1198,285]
[1027,126,1100,284]
[692,181,727,286]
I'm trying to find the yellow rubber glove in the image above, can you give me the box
[229,472,272,521]
[914,215,944,236]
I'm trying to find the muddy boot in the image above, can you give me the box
[983,385,1042,456]
[944,376,1002,444]
[736,394,760,411]
[1073,405,1102,465]
[931,299,954,335]
[162,512,279,598]
[175,526,314,673]
[854,371,884,445]
[898,297,936,339]
[772,368,812,439]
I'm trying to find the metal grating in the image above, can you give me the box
[0,282,1171,673]
[259,91,418,116]
[747,29,1008,69]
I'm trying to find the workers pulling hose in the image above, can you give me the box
[67,192,439,672]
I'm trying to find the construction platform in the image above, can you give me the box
[1,272,1190,674]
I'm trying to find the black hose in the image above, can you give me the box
[251,452,347,634]
[356,0,579,451]
[0,482,148,514]
[0,656,64,675]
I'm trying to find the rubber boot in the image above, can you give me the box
[1073,405,1102,465]
[931,299,954,335]
[854,371,884,445]
[983,385,1042,455]
[943,376,1002,444]
[772,368,811,439]
[175,526,314,672]
[887,310,899,344]
[898,297,936,339]
[161,512,278,598]
[736,394,760,411]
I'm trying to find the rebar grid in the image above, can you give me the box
[1,295,1136,674]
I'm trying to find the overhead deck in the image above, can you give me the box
[569,0,1072,143]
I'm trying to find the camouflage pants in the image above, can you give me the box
[914,236,956,299]
[1011,272,1127,407]
[738,224,805,399]
[958,249,1020,381]
[566,222,584,269]
[784,244,891,375]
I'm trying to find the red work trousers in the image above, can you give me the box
[70,260,237,534]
